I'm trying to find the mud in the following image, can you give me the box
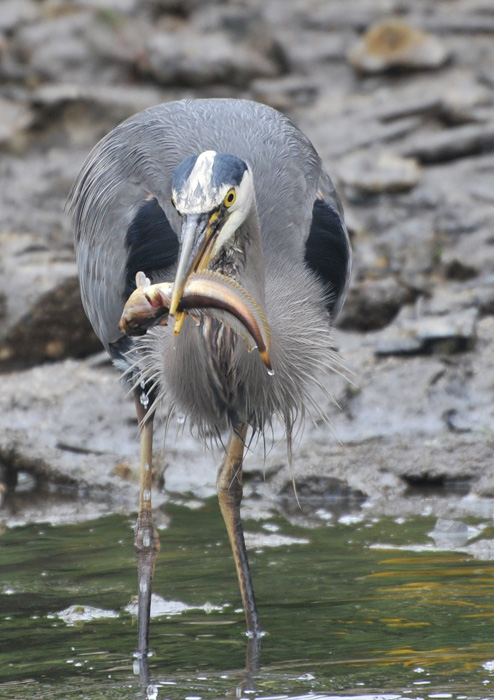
[1,0,494,527]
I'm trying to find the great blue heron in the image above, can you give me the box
[69,98,351,659]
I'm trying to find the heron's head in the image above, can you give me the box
[169,150,255,317]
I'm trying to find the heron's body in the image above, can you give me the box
[69,98,351,660]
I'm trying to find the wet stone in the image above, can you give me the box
[374,307,479,356]
[251,75,318,111]
[144,29,280,87]
[348,18,450,74]
[336,276,419,332]
[0,276,101,370]
[278,476,367,504]
[402,122,494,164]
[29,83,166,142]
[338,150,422,195]
[428,518,476,549]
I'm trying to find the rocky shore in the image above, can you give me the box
[1,0,494,526]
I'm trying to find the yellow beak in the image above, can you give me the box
[169,211,219,334]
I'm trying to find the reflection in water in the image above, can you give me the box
[237,635,262,696]
[134,624,262,696]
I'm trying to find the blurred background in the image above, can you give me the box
[1,0,494,521]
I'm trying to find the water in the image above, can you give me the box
[1,500,494,699]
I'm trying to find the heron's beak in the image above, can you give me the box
[169,211,219,328]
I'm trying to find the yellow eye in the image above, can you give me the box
[224,189,236,208]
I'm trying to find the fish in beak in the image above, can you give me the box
[119,271,272,373]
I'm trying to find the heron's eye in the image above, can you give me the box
[224,189,236,208]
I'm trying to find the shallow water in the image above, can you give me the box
[2,499,494,700]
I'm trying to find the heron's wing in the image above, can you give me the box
[69,118,181,351]
[304,170,352,319]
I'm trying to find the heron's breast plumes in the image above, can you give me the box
[119,270,272,373]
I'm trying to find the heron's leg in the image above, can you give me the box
[133,388,160,659]
[217,425,262,637]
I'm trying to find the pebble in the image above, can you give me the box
[348,18,450,74]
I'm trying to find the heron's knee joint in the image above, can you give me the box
[217,477,243,507]
[134,512,160,556]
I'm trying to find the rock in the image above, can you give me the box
[0,96,33,150]
[463,539,494,561]
[0,361,140,493]
[348,18,450,74]
[375,435,492,493]
[278,475,366,504]
[251,75,318,111]
[424,281,494,317]
[338,150,422,195]
[420,14,494,35]
[144,29,280,87]
[0,233,100,369]
[144,0,220,16]
[56,604,119,625]
[0,0,39,33]
[275,30,347,72]
[336,277,419,332]
[14,13,95,84]
[428,519,475,549]
[402,122,494,163]
[305,2,391,32]
[13,10,146,86]
[75,0,139,12]
[29,83,166,144]
[0,276,101,369]
[439,228,494,280]
[442,258,478,281]
[190,3,289,79]
[374,307,478,356]
[309,111,422,160]
[439,75,492,125]
[2,0,494,531]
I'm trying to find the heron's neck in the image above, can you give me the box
[213,206,266,306]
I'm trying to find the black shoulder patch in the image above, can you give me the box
[124,197,179,299]
[304,199,350,317]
